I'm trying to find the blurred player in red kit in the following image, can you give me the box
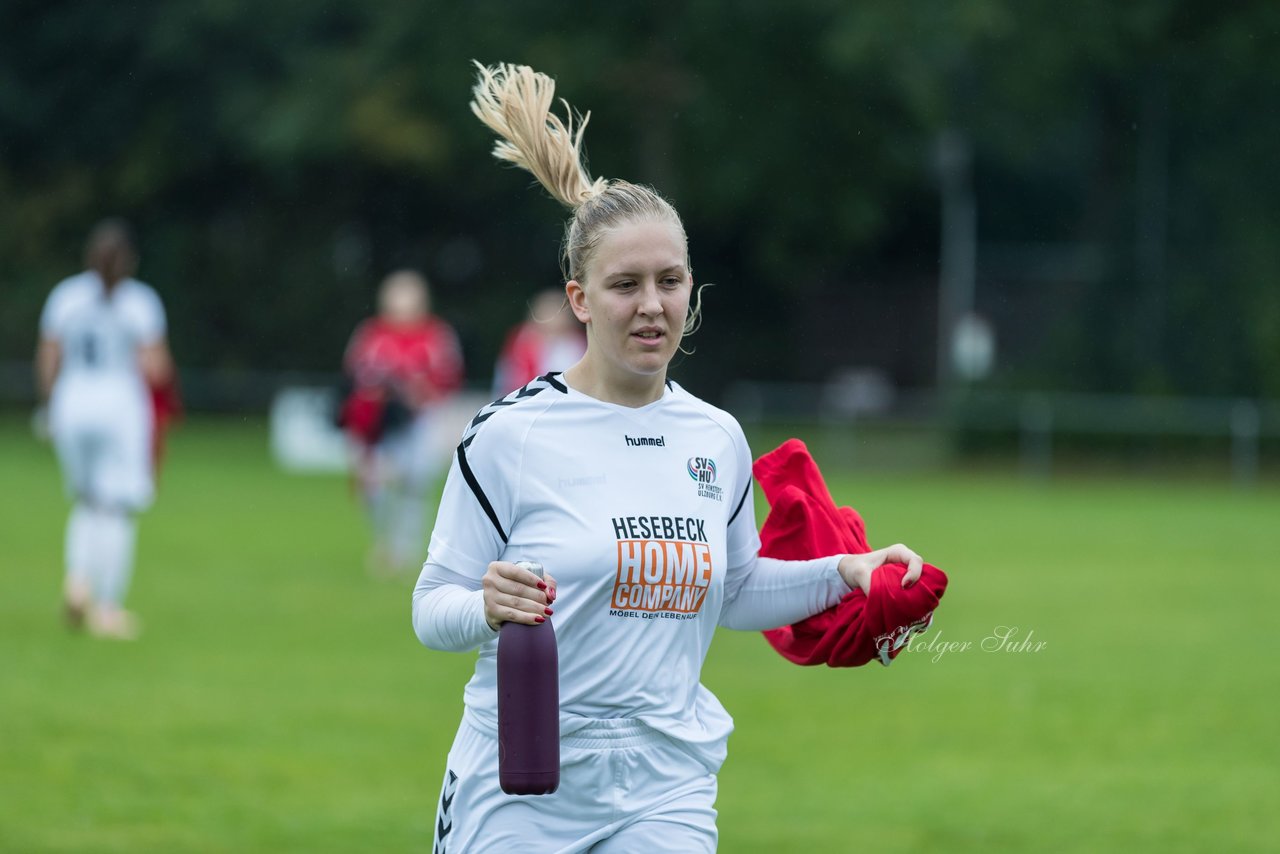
[491,287,586,396]
[340,270,463,574]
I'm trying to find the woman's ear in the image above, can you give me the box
[565,280,590,323]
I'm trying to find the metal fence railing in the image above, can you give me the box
[5,361,1277,485]
[0,360,345,413]
[725,380,1280,486]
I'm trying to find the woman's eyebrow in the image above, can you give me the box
[602,264,687,279]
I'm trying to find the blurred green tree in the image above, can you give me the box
[1,0,1276,399]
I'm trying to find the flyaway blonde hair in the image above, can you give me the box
[470,61,706,336]
[469,61,606,209]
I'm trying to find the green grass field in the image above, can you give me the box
[2,416,1277,852]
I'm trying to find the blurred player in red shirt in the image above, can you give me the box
[491,288,586,396]
[340,270,463,574]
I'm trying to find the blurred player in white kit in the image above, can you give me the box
[35,219,174,640]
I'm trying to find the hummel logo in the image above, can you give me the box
[625,435,666,447]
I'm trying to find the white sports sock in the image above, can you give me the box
[93,509,137,608]
[64,503,95,589]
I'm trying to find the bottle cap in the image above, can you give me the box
[514,560,544,580]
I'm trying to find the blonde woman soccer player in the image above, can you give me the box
[36,219,174,640]
[413,63,927,852]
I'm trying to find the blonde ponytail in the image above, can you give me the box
[471,61,693,302]
[469,61,607,209]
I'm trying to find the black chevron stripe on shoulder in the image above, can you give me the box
[516,382,546,398]
[460,375,559,444]
[541,372,568,393]
[466,400,514,430]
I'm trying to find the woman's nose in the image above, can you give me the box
[637,282,662,315]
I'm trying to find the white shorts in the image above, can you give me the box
[432,713,718,853]
[50,379,154,510]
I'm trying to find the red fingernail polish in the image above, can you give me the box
[534,616,545,623]
[544,608,553,616]
[536,582,547,590]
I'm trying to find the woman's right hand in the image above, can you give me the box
[482,561,558,630]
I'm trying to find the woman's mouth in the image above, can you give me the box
[632,328,665,346]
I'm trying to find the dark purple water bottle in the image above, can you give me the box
[497,560,560,795]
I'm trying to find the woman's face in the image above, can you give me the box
[379,274,428,325]
[568,218,691,384]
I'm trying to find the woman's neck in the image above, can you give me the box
[91,268,123,294]
[562,361,666,408]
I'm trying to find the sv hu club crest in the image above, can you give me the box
[687,457,723,501]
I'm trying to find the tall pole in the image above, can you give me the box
[935,128,977,390]
[1135,69,1169,374]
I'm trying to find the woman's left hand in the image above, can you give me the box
[837,544,924,595]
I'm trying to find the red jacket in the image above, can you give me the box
[339,317,463,444]
[493,320,587,397]
[754,438,948,667]
[493,322,543,396]
[150,372,182,477]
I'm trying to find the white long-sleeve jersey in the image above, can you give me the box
[40,271,166,393]
[412,373,850,772]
